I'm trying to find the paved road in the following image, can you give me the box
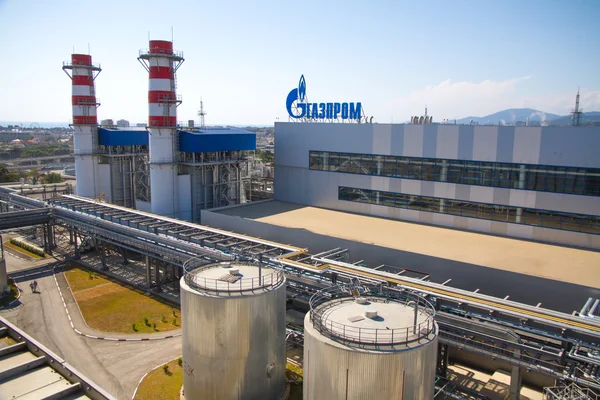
[2,256,182,399]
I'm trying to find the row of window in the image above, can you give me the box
[310,151,600,196]
[338,186,600,234]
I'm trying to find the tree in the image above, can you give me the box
[0,164,18,183]
[26,169,40,184]
[41,172,63,184]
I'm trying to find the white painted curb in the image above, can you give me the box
[131,356,181,400]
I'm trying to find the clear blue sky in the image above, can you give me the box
[1,0,599,126]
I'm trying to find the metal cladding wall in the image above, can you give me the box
[303,313,438,400]
[72,125,98,198]
[180,277,287,400]
[97,128,148,146]
[179,129,256,152]
[274,123,600,249]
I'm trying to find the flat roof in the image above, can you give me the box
[214,201,600,289]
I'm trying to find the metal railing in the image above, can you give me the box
[138,49,184,59]
[309,286,436,346]
[183,259,284,294]
[62,61,102,70]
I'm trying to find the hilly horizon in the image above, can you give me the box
[2,109,600,129]
[454,108,600,126]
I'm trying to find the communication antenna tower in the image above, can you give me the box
[198,99,207,128]
[571,88,583,126]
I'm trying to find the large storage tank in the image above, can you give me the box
[181,260,286,400]
[303,286,438,399]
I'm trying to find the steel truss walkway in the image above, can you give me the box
[37,194,600,338]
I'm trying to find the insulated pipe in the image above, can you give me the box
[580,297,594,316]
[588,299,599,318]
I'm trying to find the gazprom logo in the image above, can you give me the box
[286,75,362,121]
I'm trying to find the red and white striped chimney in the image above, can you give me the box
[63,54,101,198]
[138,40,184,217]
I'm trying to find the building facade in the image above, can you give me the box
[274,123,600,249]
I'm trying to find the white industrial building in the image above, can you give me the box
[273,123,600,249]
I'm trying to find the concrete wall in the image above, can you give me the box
[200,209,600,314]
[274,123,600,249]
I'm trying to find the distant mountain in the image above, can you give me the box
[454,108,561,125]
[452,108,600,127]
[545,112,600,127]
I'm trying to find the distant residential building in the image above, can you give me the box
[100,119,114,127]
[117,119,130,127]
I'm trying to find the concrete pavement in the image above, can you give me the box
[2,265,182,399]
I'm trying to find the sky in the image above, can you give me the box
[0,0,599,126]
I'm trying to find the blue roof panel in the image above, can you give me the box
[179,128,256,153]
[98,128,149,146]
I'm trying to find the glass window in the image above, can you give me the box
[381,156,396,177]
[443,200,462,217]
[580,216,600,234]
[328,153,340,172]
[460,202,478,218]
[480,163,495,186]
[371,156,383,175]
[421,159,439,181]
[396,158,409,178]
[381,192,396,206]
[309,152,321,170]
[338,186,350,200]
[541,210,563,230]
[584,169,600,196]
[462,162,480,185]
[340,186,598,235]
[495,164,513,188]
[447,161,463,184]
[337,154,351,173]
[324,152,600,196]
[395,193,410,206]
[358,155,373,175]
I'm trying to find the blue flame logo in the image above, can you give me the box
[285,74,363,120]
[286,75,307,119]
[298,75,306,102]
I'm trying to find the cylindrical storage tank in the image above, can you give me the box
[304,287,438,399]
[181,261,287,400]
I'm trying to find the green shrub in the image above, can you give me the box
[144,317,150,326]
[153,322,157,331]
[132,324,138,332]
[177,357,182,367]
[161,314,167,323]
[172,318,177,326]
[162,364,169,374]
[172,310,177,318]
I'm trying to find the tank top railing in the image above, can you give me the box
[183,260,284,294]
[309,287,436,346]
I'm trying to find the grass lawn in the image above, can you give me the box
[0,283,19,307]
[64,266,180,334]
[134,359,183,400]
[3,241,45,259]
